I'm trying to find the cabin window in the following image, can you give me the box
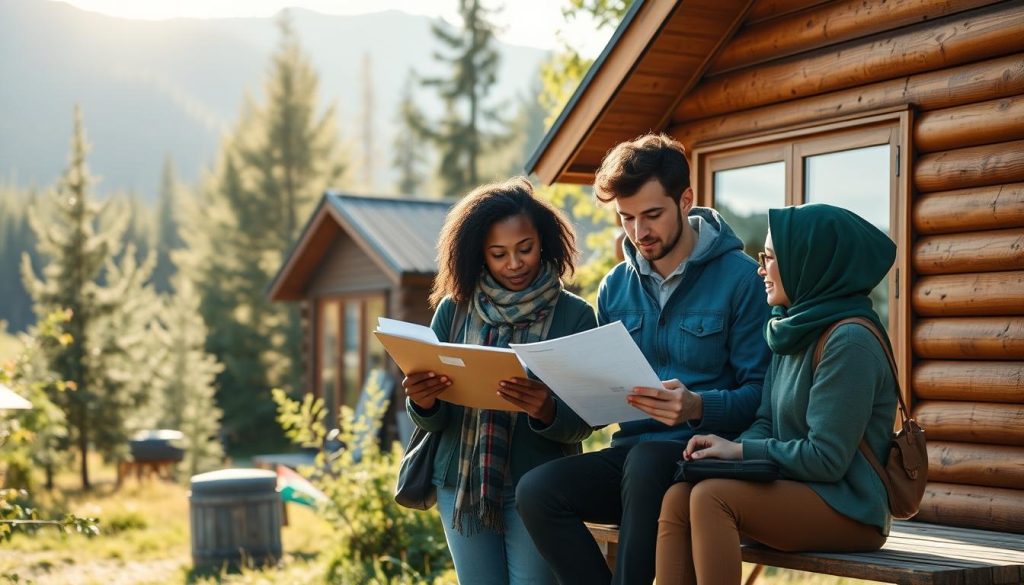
[699,119,903,332]
[317,293,388,426]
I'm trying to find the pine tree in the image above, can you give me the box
[360,52,376,192]
[182,13,346,450]
[393,72,428,196]
[414,0,509,197]
[152,156,184,294]
[157,274,224,476]
[0,187,39,332]
[21,106,153,489]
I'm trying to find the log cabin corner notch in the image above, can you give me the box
[529,0,1024,534]
[268,193,451,435]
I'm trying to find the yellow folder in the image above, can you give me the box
[374,332,527,412]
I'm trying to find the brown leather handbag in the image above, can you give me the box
[813,317,927,520]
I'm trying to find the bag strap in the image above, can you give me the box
[810,317,910,492]
[811,317,911,426]
[451,302,468,342]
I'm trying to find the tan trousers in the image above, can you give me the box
[655,479,886,585]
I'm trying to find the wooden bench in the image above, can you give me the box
[587,521,1024,584]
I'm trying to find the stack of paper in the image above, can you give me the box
[375,318,660,426]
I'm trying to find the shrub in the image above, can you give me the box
[273,380,451,584]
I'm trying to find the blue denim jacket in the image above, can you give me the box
[597,207,772,447]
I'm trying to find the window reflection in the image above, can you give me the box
[713,161,785,260]
[805,144,891,326]
[343,301,361,409]
[319,301,340,424]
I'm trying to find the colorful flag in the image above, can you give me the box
[276,464,328,509]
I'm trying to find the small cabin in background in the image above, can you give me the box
[268,192,451,435]
[529,0,1024,533]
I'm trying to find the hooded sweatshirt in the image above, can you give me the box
[597,207,772,447]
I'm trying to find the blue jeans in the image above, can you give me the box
[437,485,556,585]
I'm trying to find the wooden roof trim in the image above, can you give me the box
[526,0,676,184]
[267,197,404,302]
[654,0,755,133]
[267,199,337,301]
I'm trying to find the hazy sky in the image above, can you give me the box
[58,0,613,57]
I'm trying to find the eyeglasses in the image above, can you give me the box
[757,252,772,271]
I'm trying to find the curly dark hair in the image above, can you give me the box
[429,177,578,308]
[594,133,690,203]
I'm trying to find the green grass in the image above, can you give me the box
[0,454,886,584]
[0,455,333,584]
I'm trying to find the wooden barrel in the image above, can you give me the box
[189,468,282,569]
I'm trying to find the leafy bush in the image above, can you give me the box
[273,379,451,584]
[103,509,148,534]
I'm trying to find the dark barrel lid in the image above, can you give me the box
[189,468,277,496]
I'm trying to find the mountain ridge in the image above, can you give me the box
[0,0,549,199]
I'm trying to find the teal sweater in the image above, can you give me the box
[738,324,897,534]
[407,291,597,488]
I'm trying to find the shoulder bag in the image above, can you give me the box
[394,303,468,510]
[812,317,927,520]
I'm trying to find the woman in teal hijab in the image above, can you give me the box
[654,204,899,585]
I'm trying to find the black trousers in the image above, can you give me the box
[516,440,684,585]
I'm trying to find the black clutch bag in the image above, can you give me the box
[673,459,781,483]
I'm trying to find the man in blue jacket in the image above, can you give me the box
[517,133,772,585]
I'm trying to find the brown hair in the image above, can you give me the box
[429,177,578,308]
[594,133,690,203]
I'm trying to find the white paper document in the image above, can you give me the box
[510,321,658,426]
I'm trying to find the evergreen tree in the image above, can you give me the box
[414,0,509,197]
[0,187,39,332]
[182,13,345,450]
[393,72,428,196]
[152,156,184,294]
[21,106,153,489]
[156,274,224,476]
[360,52,377,192]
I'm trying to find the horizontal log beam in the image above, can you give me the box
[676,3,1023,121]
[709,0,998,75]
[914,229,1024,275]
[915,140,1024,193]
[914,360,1024,403]
[915,95,1024,153]
[913,401,1024,446]
[744,0,828,25]
[913,183,1024,235]
[926,441,1024,490]
[673,53,1024,148]
[913,271,1024,317]
[913,317,1024,359]
[915,482,1024,533]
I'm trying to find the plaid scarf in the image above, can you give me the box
[452,263,561,534]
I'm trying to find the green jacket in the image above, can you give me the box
[739,323,897,533]
[407,291,597,488]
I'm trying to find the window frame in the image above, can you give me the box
[314,291,389,423]
[691,109,913,401]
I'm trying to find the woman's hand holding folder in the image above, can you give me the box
[403,371,452,410]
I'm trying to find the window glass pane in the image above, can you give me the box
[365,297,387,373]
[343,301,362,409]
[805,144,891,326]
[713,161,785,259]
[319,301,340,425]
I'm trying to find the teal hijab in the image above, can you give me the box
[766,203,896,355]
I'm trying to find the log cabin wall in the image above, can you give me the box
[667,0,1024,532]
